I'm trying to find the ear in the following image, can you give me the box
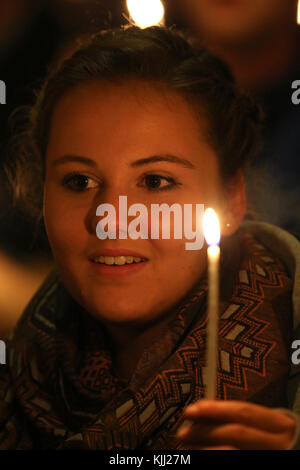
[221,171,246,236]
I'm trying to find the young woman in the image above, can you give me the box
[0,26,299,450]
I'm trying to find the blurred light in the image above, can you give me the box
[203,208,220,246]
[126,0,165,28]
[298,0,300,24]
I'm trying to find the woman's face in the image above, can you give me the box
[44,80,225,329]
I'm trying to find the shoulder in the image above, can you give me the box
[12,269,62,343]
[240,220,300,330]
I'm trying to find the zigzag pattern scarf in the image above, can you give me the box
[0,228,293,449]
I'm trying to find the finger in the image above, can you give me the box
[181,446,238,451]
[200,446,238,451]
[184,400,296,434]
[177,421,289,450]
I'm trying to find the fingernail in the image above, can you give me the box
[186,404,198,414]
[176,419,194,437]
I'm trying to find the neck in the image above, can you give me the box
[206,25,298,94]
[103,313,173,382]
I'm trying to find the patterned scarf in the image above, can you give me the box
[0,228,293,450]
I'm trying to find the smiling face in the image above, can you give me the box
[43,80,232,330]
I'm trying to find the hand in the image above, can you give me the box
[176,400,297,450]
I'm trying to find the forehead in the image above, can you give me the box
[46,80,214,168]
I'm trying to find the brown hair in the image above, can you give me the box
[7,25,262,226]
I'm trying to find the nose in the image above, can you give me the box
[86,188,119,238]
[87,188,147,240]
[95,194,129,240]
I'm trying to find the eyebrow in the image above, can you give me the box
[52,155,97,167]
[52,153,196,169]
[131,154,196,169]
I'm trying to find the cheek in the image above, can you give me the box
[43,188,87,260]
[152,238,206,286]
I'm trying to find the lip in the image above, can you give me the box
[88,248,148,260]
[88,248,149,278]
[88,258,148,278]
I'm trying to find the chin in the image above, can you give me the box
[88,296,176,328]
[87,301,151,325]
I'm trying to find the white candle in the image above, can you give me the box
[203,208,221,400]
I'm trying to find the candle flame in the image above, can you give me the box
[126,0,165,29]
[203,208,220,246]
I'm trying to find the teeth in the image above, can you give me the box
[115,256,126,266]
[93,255,145,265]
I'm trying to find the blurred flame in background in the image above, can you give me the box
[0,251,51,339]
[298,0,300,23]
[126,0,165,28]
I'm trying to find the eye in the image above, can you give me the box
[140,174,181,192]
[62,173,99,192]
